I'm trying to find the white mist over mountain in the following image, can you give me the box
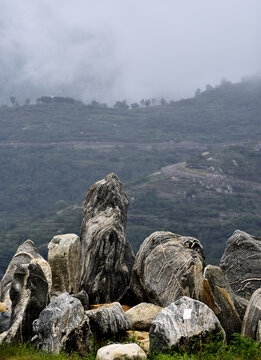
[0,0,260,104]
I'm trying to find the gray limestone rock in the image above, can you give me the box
[0,312,11,333]
[79,173,135,304]
[150,296,225,353]
[0,239,51,312]
[32,293,85,354]
[86,302,131,335]
[241,288,261,342]
[62,316,93,356]
[72,290,89,310]
[1,262,49,343]
[200,265,242,340]
[130,231,205,307]
[220,230,261,298]
[48,233,80,297]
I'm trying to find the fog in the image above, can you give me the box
[0,0,260,104]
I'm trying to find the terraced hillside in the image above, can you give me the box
[0,77,261,275]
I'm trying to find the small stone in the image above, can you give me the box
[96,343,147,360]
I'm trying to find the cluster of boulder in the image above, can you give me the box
[0,173,260,359]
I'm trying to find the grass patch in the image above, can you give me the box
[0,335,260,360]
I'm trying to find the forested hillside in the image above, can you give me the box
[0,77,261,275]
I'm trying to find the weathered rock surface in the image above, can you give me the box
[126,302,163,331]
[1,262,49,343]
[48,233,80,297]
[220,230,261,297]
[79,173,135,304]
[0,303,5,312]
[202,265,248,320]
[0,240,51,311]
[241,288,261,342]
[62,317,93,356]
[125,330,150,353]
[0,312,11,333]
[32,293,85,354]
[72,290,89,310]
[130,232,205,307]
[86,302,131,335]
[96,343,147,360]
[200,265,242,340]
[150,296,225,353]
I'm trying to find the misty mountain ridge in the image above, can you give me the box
[0,76,261,276]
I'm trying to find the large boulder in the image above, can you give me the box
[241,288,261,342]
[86,302,131,335]
[0,240,51,311]
[79,173,135,304]
[32,293,86,354]
[48,233,80,297]
[200,265,243,340]
[150,296,225,353]
[126,302,163,331]
[0,262,49,343]
[96,343,147,360]
[220,230,261,298]
[130,232,205,307]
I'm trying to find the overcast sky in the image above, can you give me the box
[0,0,260,104]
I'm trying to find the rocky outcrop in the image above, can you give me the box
[0,240,51,312]
[126,302,163,331]
[241,288,261,342]
[96,343,147,360]
[48,233,80,297]
[1,262,49,343]
[200,265,242,340]
[220,230,261,298]
[130,232,205,307]
[150,296,225,353]
[86,302,131,335]
[32,293,85,354]
[79,173,135,304]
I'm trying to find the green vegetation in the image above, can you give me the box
[0,77,261,275]
[0,334,260,360]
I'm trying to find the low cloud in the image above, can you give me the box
[0,0,260,104]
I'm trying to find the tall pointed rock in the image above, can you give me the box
[79,173,135,304]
